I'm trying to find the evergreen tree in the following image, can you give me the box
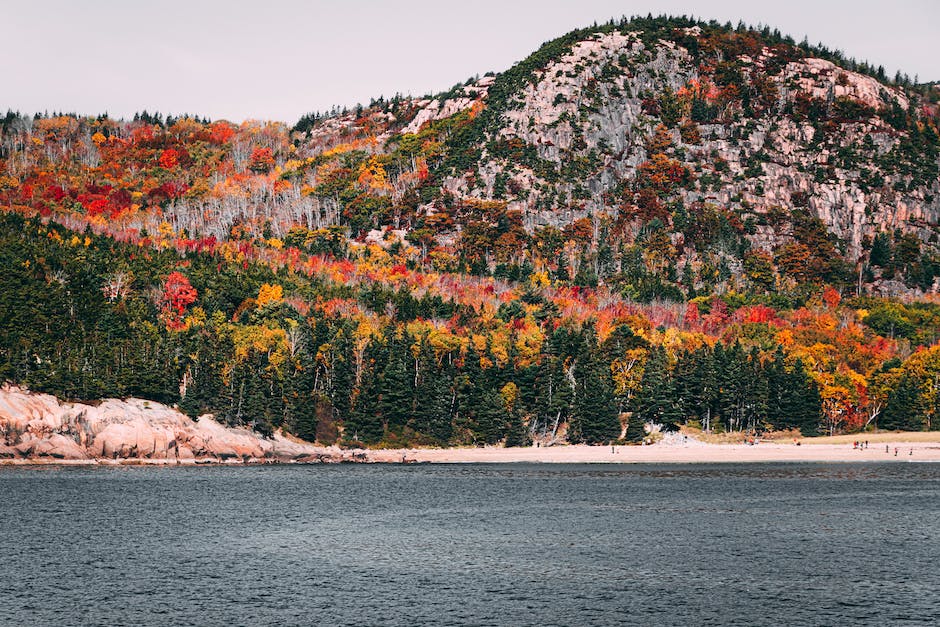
[504,405,531,447]
[869,232,893,267]
[413,340,453,444]
[785,359,822,436]
[346,347,384,444]
[330,330,355,424]
[745,347,769,431]
[473,389,508,445]
[882,375,924,431]
[380,337,413,433]
[571,356,620,444]
[631,346,681,434]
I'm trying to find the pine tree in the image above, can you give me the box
[719,342,747,432]
[571,356,620,444]
[330,330,355,425]
[882,375,924,431]
[473,389,508,445]
[745,347,769,432]
[380,337,413,433]
[346,347,384,444]
[765,346,788,430]
[630,346,680,437]
[786,359,822,436]
[695,346,719,431]
[414,340,453,444]
[454,346,485,441]
[504,406,530,447]
[532,355,572,441]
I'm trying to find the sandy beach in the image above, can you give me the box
[3,441,938,465]
[4,427,940,466]
[364,438,940,464]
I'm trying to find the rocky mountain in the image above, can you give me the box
[290,16,940,296]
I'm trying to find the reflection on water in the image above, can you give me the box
[1,463,939,626]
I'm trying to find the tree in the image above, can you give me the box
[571,356,620,444]
[869,232,892,267]
[882,375,924,431]
[161,271,197,330]
[473,389,508,445]
[346,344,385,445]
[782,359,822,436]
[414,359,454,444]
[380,338,413,432]
[631,346,681,434]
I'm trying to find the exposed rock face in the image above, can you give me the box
[291,23,938,291]
[441,30,938,260]
[0,385,351,464]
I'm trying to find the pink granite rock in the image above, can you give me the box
[0,385,327,464]
[15,434,88,460]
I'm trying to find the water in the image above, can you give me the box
[1,463,939,626]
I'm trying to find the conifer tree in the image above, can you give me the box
[882,375,923,431]
[504,406,531,447]
[414,340,454,443]
[347,347,384,444]
[473,389,508,445]
[632,346,681,432]
[380,337,413,433]
[571,355,620,444]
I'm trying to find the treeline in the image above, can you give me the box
[3,213,939,446]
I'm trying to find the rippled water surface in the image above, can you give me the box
[1,463,939,626]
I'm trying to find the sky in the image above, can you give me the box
[3,0,937,123]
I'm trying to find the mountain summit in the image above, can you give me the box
[289,16,940,296]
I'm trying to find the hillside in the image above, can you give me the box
[1,16,939,448]
[292,16,940,298]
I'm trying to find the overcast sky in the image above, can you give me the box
[3,0,937,123]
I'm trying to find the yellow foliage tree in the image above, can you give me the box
[257,283,284,308]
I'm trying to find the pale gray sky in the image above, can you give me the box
[3,0,937,123]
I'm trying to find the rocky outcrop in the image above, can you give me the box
[428,27,938,270]
[0,385,354,464]
[285,19,938,295]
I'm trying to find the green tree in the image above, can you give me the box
[571,356,620,444]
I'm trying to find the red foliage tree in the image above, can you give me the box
[249,147,275,172]
[159,149,180,169]
[161,271,197,330]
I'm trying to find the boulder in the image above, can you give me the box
[15,434,88,460]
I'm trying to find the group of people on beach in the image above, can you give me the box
[853,441,914,456]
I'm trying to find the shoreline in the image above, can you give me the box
[4,440,940,466]
[4,387,939,468]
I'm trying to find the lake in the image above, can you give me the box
[1,463,939,626]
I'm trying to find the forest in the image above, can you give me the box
[1,16,939,445]
[1,210,937,446]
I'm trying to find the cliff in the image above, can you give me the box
[287,17,940,294]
